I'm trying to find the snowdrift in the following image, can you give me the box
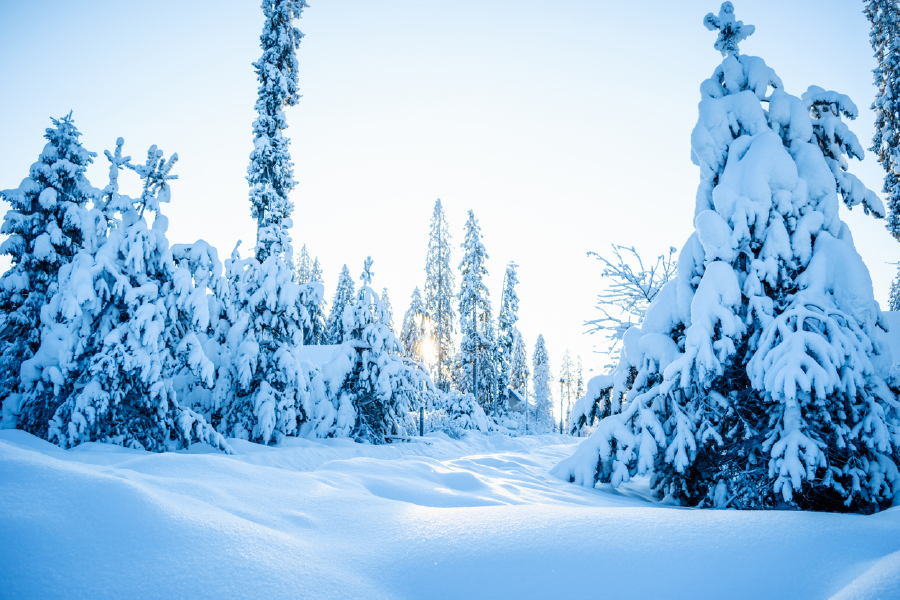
[1,430,899,599]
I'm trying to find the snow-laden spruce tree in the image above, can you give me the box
[510,330,528,394]
[865,0,900,240]
[213,237,324,443]
[0,115,96,432]
[497,261,520,405]
[553,3,897,513]
[328,258,433,443]
[457,210,498,413]
[19,141,229,452]
[247,0,307,262]
[325,264,356,344]
[294,255,327,345]
[294,243,312,283]
[381,287,394,333]
[424,199,456,390]
[400,286,430,363]
[531,334,554,433]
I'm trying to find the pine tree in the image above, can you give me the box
[457,210,497,413]
[21,141,229,452]
[294,243,312,283]
[554,3,896,513]
[864,0,900,239]
[531,334,554,433]
[424,199,456,389]
[0,115,96,432]
[510,330,528,393]
[304,256,327,343]
[247,0,307,262]
[575,356,585,401]
[325,265,356,344]
[890,271,900,311]
[497,261,520,408]
[331,258,432,443]
[381,287,394,333]
[400,287,429,363]
[560,349,574,420]
[290,244,324,345]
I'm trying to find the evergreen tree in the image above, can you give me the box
[21,141,229,452]
[331,258,432,443]
[457,210,498,413]
[294,243,312,283]
[864,0,900,239]
[247,0,307,262]
[424,199,456,389]
[0,115,95,431]
[531,334,554,433]
[381,287,395,333]
[400,287,429,363]
[890,271,900,311]
[560,349,574,419]
[325,265,356,344]
[497,261,520,407]
[575,356,585,400]
[304,256,327,344]
[510,330,528,393]
[554,3,896,513]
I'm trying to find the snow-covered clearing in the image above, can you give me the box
[1,431,899,599]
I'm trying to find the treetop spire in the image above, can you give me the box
[704,2,754,57]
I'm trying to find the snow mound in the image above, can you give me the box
[2,430,900,598]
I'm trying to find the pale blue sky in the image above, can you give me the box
[0,0,895,407]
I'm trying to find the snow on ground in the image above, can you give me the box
[1,431,899,599]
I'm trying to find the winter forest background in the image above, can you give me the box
[4,0,900,504]
[2,0,896,381]
[7,0,900,595]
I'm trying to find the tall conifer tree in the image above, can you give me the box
[497,261,520,409]
[424,199,456,389]
[247,0,307,262]
[0,115,95,431]
[458,210,497,412]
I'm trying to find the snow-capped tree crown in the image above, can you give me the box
[703,1,755,57]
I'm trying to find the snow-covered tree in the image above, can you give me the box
[294,243,312,283]
[18,141,229,452]
[325,264,355,344]
[457,210,498,413]
[497,261,520,406]
[510,330,528,393]
[301,255,327,344]
[575,356,585,401]
[888,271,900,313]
[531,334,554,434]
[865,0,900,239]
[329,258,433,443]
[554,3,895,513]
[381,287,394,333]
[0,115,95,432]
[424,199,456,389]
[400,286,430,363]
[426,390,489,437]
[560,349,574,419]
[211,239,319,444]
[585,244,677,355]
[247,0,307,263]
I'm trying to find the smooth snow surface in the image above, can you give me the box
[1,430,899,599]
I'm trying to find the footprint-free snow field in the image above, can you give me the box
[1,430,899,599]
